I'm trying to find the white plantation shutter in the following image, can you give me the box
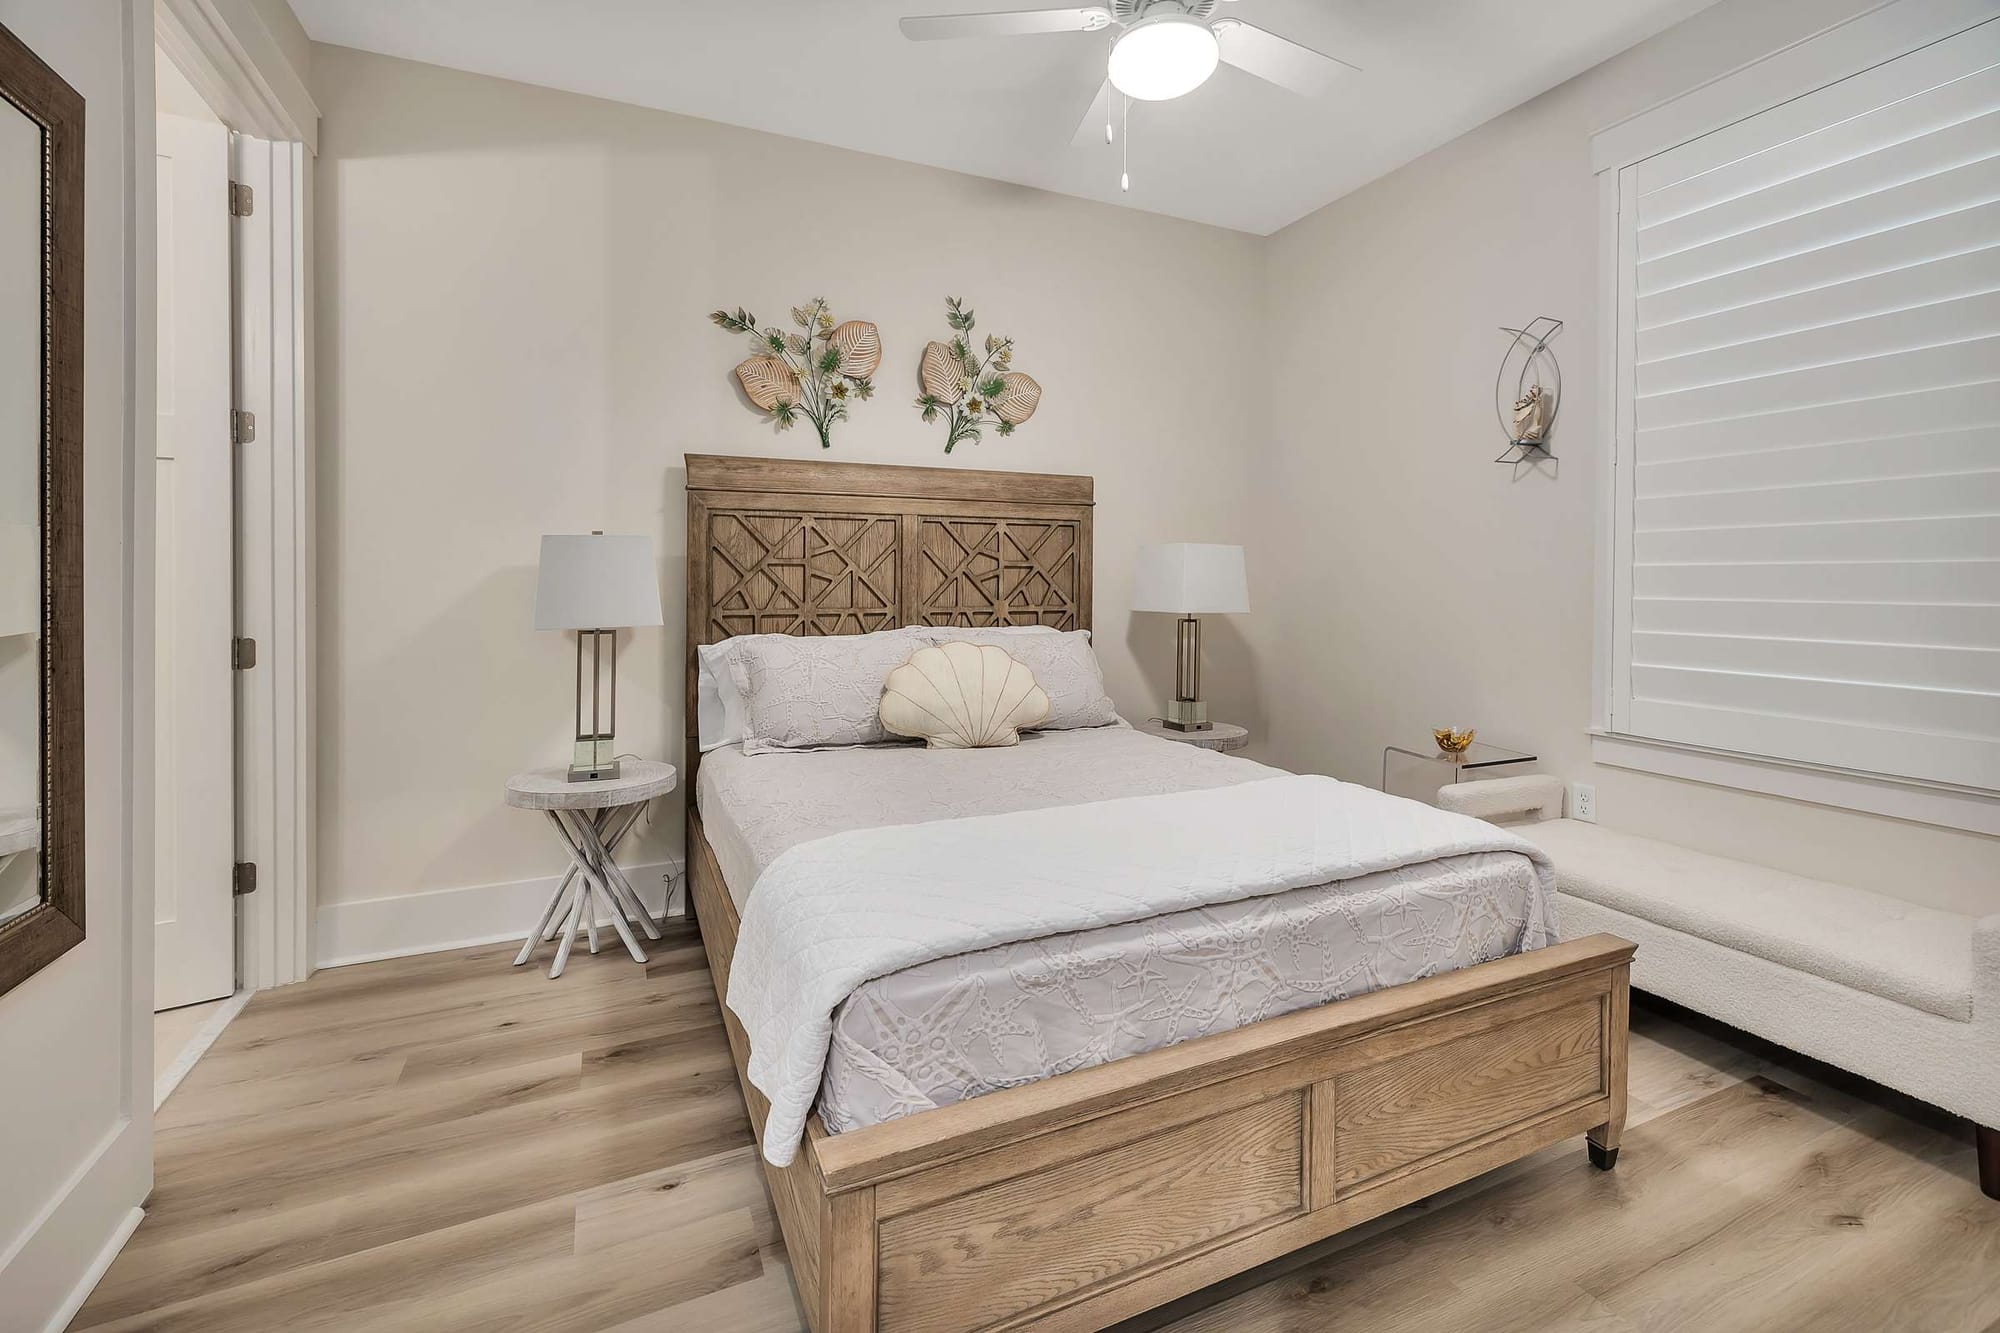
[1607,16,2000,793]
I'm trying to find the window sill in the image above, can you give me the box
[1588,731,2000,838]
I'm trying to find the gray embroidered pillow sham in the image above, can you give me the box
[726,627,934,755]
[916,628,1117,731]
[724,624,1113,754]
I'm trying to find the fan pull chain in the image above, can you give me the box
[1105,30,1116,144]
[1120,95,1130,192]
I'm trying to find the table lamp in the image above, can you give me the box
[1132,543,1248,732]
[535,532,663,781]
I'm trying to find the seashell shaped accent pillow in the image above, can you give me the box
[879,642,1050,750]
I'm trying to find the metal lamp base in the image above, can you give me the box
[569,629,621,781]
[1162,615,1212,731]
[569,737,620,783]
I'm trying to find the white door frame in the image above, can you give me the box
[153,0,317,155]
[154,0,315,988]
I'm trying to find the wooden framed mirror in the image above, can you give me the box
[0,19,84,999]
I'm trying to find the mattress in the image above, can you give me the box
[697,726,1554,1135]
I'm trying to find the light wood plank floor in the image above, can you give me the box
[76,920,2000,1332]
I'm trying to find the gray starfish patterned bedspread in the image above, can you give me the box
[696,726,1555,1137]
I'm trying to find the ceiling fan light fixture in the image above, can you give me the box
[1107,14,1219,101]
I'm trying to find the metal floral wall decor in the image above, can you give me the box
[915,297,1042,454]
[709,298,881,449]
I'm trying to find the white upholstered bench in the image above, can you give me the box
[1439,774,1999,1200]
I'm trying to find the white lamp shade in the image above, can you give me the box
[1132,543,1249,615]
[533,533,664,630]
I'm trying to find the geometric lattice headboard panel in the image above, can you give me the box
[914,516,1083,629]
[684,453,1093,774]
[706,510,903,638]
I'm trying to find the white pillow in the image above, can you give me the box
[695,638,753,752]
[922,628,1116,730]
[728,626,934,755]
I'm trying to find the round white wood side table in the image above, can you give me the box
[1135,719,1249,753]
[505,760,677,978]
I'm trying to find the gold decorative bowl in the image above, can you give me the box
[1433,727,1476,755]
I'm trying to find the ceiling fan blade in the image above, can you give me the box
[1069,80,1115,148]
[900,7,1111,40]
[1213,20,1357,97]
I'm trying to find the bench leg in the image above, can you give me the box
[1979,1124,1998,1201]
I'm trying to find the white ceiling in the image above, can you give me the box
[288,0,1721,235]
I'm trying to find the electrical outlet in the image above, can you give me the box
[1570,782,1597,823]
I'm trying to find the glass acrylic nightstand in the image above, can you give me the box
[1380,739,1537,793]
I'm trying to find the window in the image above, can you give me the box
[1601,14,2000,802]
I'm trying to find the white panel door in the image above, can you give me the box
[155,111,235,1011]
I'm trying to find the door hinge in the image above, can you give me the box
[233,862,258,897]
[232,636,257,670]
[231,408,256,445]
[229,180,254,217]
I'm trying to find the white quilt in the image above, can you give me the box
[727,773,1557,1166]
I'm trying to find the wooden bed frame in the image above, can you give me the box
[683,453,1635,1333]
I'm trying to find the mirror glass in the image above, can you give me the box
[0,94,43,928]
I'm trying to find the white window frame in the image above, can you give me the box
[1588,0,2000,837]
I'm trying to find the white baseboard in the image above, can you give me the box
[315,858,686,969]
[0,1115,149,1333]
[43,1204,143,1333]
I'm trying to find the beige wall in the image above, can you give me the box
[312,0,1997,942]
[249,0,311,89]
[0,0,154,1324]
[311,44,1267,921]
[1251,0,1999,916]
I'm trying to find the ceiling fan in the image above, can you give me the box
[900,1,1357,162]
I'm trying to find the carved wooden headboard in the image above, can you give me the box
[683,453,1095,784]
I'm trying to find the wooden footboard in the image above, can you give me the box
[689,815,1634,1333]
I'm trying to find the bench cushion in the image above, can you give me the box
[1524,820,1973,1022]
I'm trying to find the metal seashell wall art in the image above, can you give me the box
[709,299,879,449]
[1494,315,1563,465]
[914,297,1042,454]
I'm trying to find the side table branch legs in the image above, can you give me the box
[536,800,652,944]
[516,805,655,977]
[550,809,645,973]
